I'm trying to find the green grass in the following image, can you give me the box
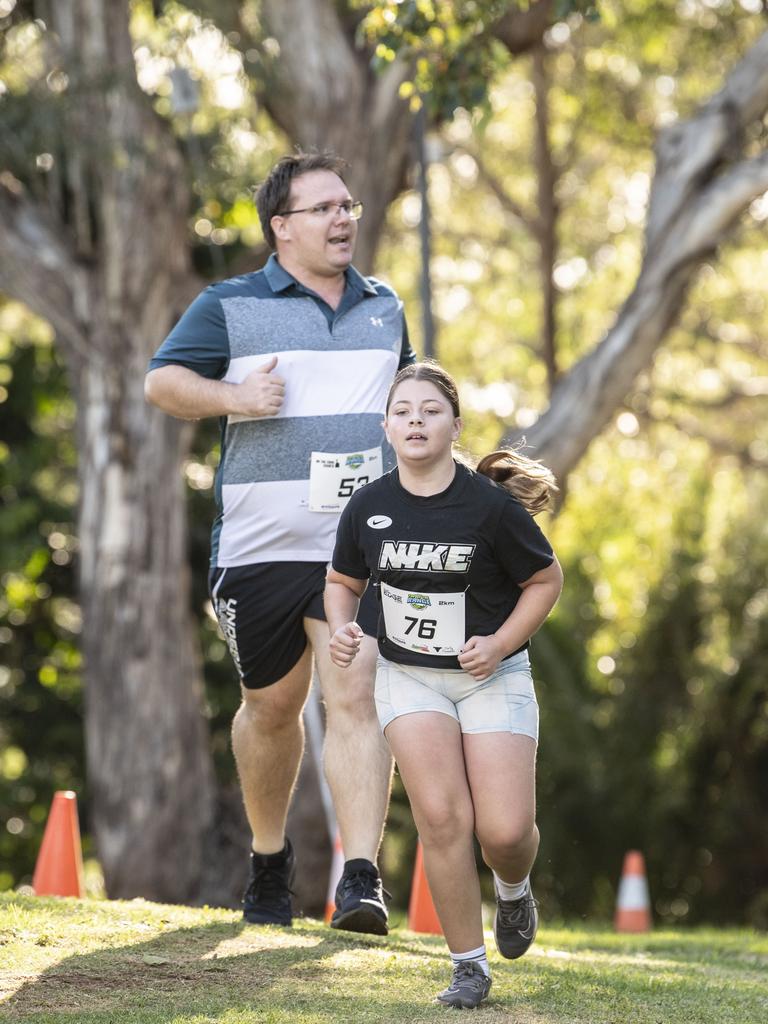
[1,893,767,1022]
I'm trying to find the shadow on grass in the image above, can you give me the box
[4,906,768,1024]
[1,908,459,1024]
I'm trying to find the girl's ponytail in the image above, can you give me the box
[476,448,558,515]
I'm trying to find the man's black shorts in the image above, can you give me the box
[209,561,378,690]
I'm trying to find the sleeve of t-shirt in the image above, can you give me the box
[147,286,230,379]
[494,496,555,584]
[398,316,416,369]
[332,500,371,581]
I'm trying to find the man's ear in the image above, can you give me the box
[272,215,290,242]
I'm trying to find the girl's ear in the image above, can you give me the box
[452,417,462,440]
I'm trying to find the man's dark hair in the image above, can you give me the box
[256,152,348,250]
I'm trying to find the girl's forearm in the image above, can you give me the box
[493,579,562,655]
[324,580,363,633]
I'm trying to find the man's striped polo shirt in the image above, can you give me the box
[150,254,414,568]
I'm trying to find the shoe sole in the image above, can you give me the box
[243,911,292,927]
[493,921,537,959]
[330,906,388,936]
[494,939,535,959]
[435,996,487,1009]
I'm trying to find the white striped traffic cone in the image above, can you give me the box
[614,850,651,932]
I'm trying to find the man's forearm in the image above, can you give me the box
[144,365,240,420]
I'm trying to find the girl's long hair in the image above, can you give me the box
[475,448,557,516]
[386,362,558,515]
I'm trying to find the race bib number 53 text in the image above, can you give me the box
[308,447,382,513]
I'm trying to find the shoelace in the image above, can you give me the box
[340,870,390,903]
[245,863,294,902]
[497,894,537,929]
[449,962,488,992]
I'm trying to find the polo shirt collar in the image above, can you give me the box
[264,253,377,298]
[264,253,296,293]
[345,264,379,297]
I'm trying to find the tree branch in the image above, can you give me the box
[259,0,360,143]
[0,175,90,359]
[499,31,768,483]
[647,31,768,250]
[654,381,768,410]
[656,151,768,273]
[490,0,554,57]
[642,408,768,469]
[459,145,537,234]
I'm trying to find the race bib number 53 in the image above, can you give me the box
[381,582,465,657]
[308,447,382,513]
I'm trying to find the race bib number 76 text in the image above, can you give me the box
[381,582,465,657]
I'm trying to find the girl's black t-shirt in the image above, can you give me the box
[331,462,554,669]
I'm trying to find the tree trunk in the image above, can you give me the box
[531,45,559,393]
[0,0,217,901]
[260,0,415,273]
[64,0,217,901]
[77,347,214,900]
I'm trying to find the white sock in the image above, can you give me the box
[494,872,530,901]
[450,945,490,978]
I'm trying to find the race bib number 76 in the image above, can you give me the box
[381,582,465,657]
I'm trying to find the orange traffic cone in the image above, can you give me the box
[324,830,345,923]
[32,790,84,898]
[407,839,442,935]
[614,849,651,932]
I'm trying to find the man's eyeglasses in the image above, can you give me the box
[276,200,364,220]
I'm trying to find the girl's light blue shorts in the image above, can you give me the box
[375,650,538,741]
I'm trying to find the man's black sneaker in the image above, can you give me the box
[242,839,295,926]
[493,881,538,959]
[435,961,492,1009]
[329,859,388,935]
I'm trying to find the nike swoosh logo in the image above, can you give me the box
[360,898,384,907]
[367,515,392,529]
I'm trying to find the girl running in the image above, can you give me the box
[324,362,563,1009]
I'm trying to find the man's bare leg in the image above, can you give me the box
[232,642,313,853]
[305,618,392,933]
[233,642,314,925]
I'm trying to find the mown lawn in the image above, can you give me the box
[1,893,766,1022]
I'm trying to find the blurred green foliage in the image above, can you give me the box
[0,303,84,891]
[352,0,599,118]
[1,0,766,926]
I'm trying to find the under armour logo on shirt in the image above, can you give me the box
[370,316,384,327]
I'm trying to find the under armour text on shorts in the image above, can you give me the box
[210,561,378,689]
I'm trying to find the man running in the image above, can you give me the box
[145,152,414,932]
